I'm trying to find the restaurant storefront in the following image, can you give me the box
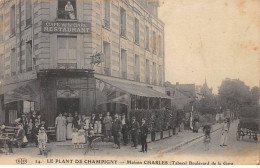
[1,69,96,127]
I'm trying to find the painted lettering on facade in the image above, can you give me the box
[42,21,91,34]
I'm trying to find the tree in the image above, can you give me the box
[218,79,252,118]
[251,86,259,105]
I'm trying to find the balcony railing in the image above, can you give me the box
[103,19,110,29]
[104,67,111,76]
[57,10,77,20]
[122,71,127,79]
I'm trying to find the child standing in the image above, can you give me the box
[78,126,85,149]
[38,127,48,155]
[72,128,79,149]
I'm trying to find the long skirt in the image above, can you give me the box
[67,123,73,139]
[56,125,66,142]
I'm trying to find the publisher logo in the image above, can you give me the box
[16,158,27,165]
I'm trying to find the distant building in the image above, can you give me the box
[165,82,196,110]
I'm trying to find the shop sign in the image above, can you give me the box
[42,21,91,34]
[56,78,81,89]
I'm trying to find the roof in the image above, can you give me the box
[95,75,171,99]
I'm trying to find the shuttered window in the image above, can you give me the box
[26,40,32,71]
[26,0,32,26]
[10,5,15,35]
[134,18,139,44]
[58,36,77,69]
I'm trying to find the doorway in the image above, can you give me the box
[57,98,79,116]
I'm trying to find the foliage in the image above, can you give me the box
[129,109,176,132]
[218,79,258,117]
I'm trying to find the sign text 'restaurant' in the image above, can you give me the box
[42,21,91,34]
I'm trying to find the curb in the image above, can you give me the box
[159,125,222,154]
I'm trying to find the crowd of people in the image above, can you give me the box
[55,112,149,152]
[0,111,49,155]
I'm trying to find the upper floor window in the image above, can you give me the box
[26,40,33,71]
[104,0,110,29]
[57,36,77,69]
[158,35,162,57]
[57,0,77,20]
[11,48,16,76]
[0,14,3,41]
[120,7,126,37]
[152,31,156,53]
[10,5,16,35]
[145,26,149,50]
[26,0,32,26]
[134,18,139,44]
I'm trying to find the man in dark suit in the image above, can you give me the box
[139,118,148,153]
[12,124,25,148]
[121,114,129,145]
[131,117,140,148]
[112,114,122,149]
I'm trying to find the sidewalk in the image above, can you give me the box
[2,122,222,158]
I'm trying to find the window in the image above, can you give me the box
[152,62,157,85]
[152,31,156,53]
[103,41,111,76]
[11,48,16,75]
[145,59,150,83]
[145,26,149,50]
[104,0,110,29]
[26,0,32,26]
[158,35,162,57]
[10,5,15,35]
[120,8,126,37]
[0,14,3,41]
[159,65,163,86]
[134,18,139,44]
[57,36,77,69]
[121,49,127,79]
[26,40,32,71]
[166,91,171,96]
[134,55,140,82]
[57,0,77,20]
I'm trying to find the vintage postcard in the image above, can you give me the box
[0,0,259,166]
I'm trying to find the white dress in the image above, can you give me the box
[78,129,86,144]
[72,132,78,144]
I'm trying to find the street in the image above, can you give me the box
[168,120,259,165]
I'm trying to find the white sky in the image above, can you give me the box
[159,0,260,93]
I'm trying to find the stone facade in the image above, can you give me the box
[0,0,165,87]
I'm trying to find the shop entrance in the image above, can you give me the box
[57,98,79,115]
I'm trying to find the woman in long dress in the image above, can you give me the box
[55,113,66,142]
[66,113,74,139]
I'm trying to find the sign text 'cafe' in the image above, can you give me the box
[42,21,91,34]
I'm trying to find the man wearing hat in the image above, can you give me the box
[112,114,122,149]
[130,117,140,148]
[38,127,48,155]
[11,124,25,148]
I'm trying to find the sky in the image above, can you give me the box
[158,0,260,93]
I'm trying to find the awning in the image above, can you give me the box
[3,79,40,104]
[95,75,171,99]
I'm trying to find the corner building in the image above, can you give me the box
[0,0,168,126]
